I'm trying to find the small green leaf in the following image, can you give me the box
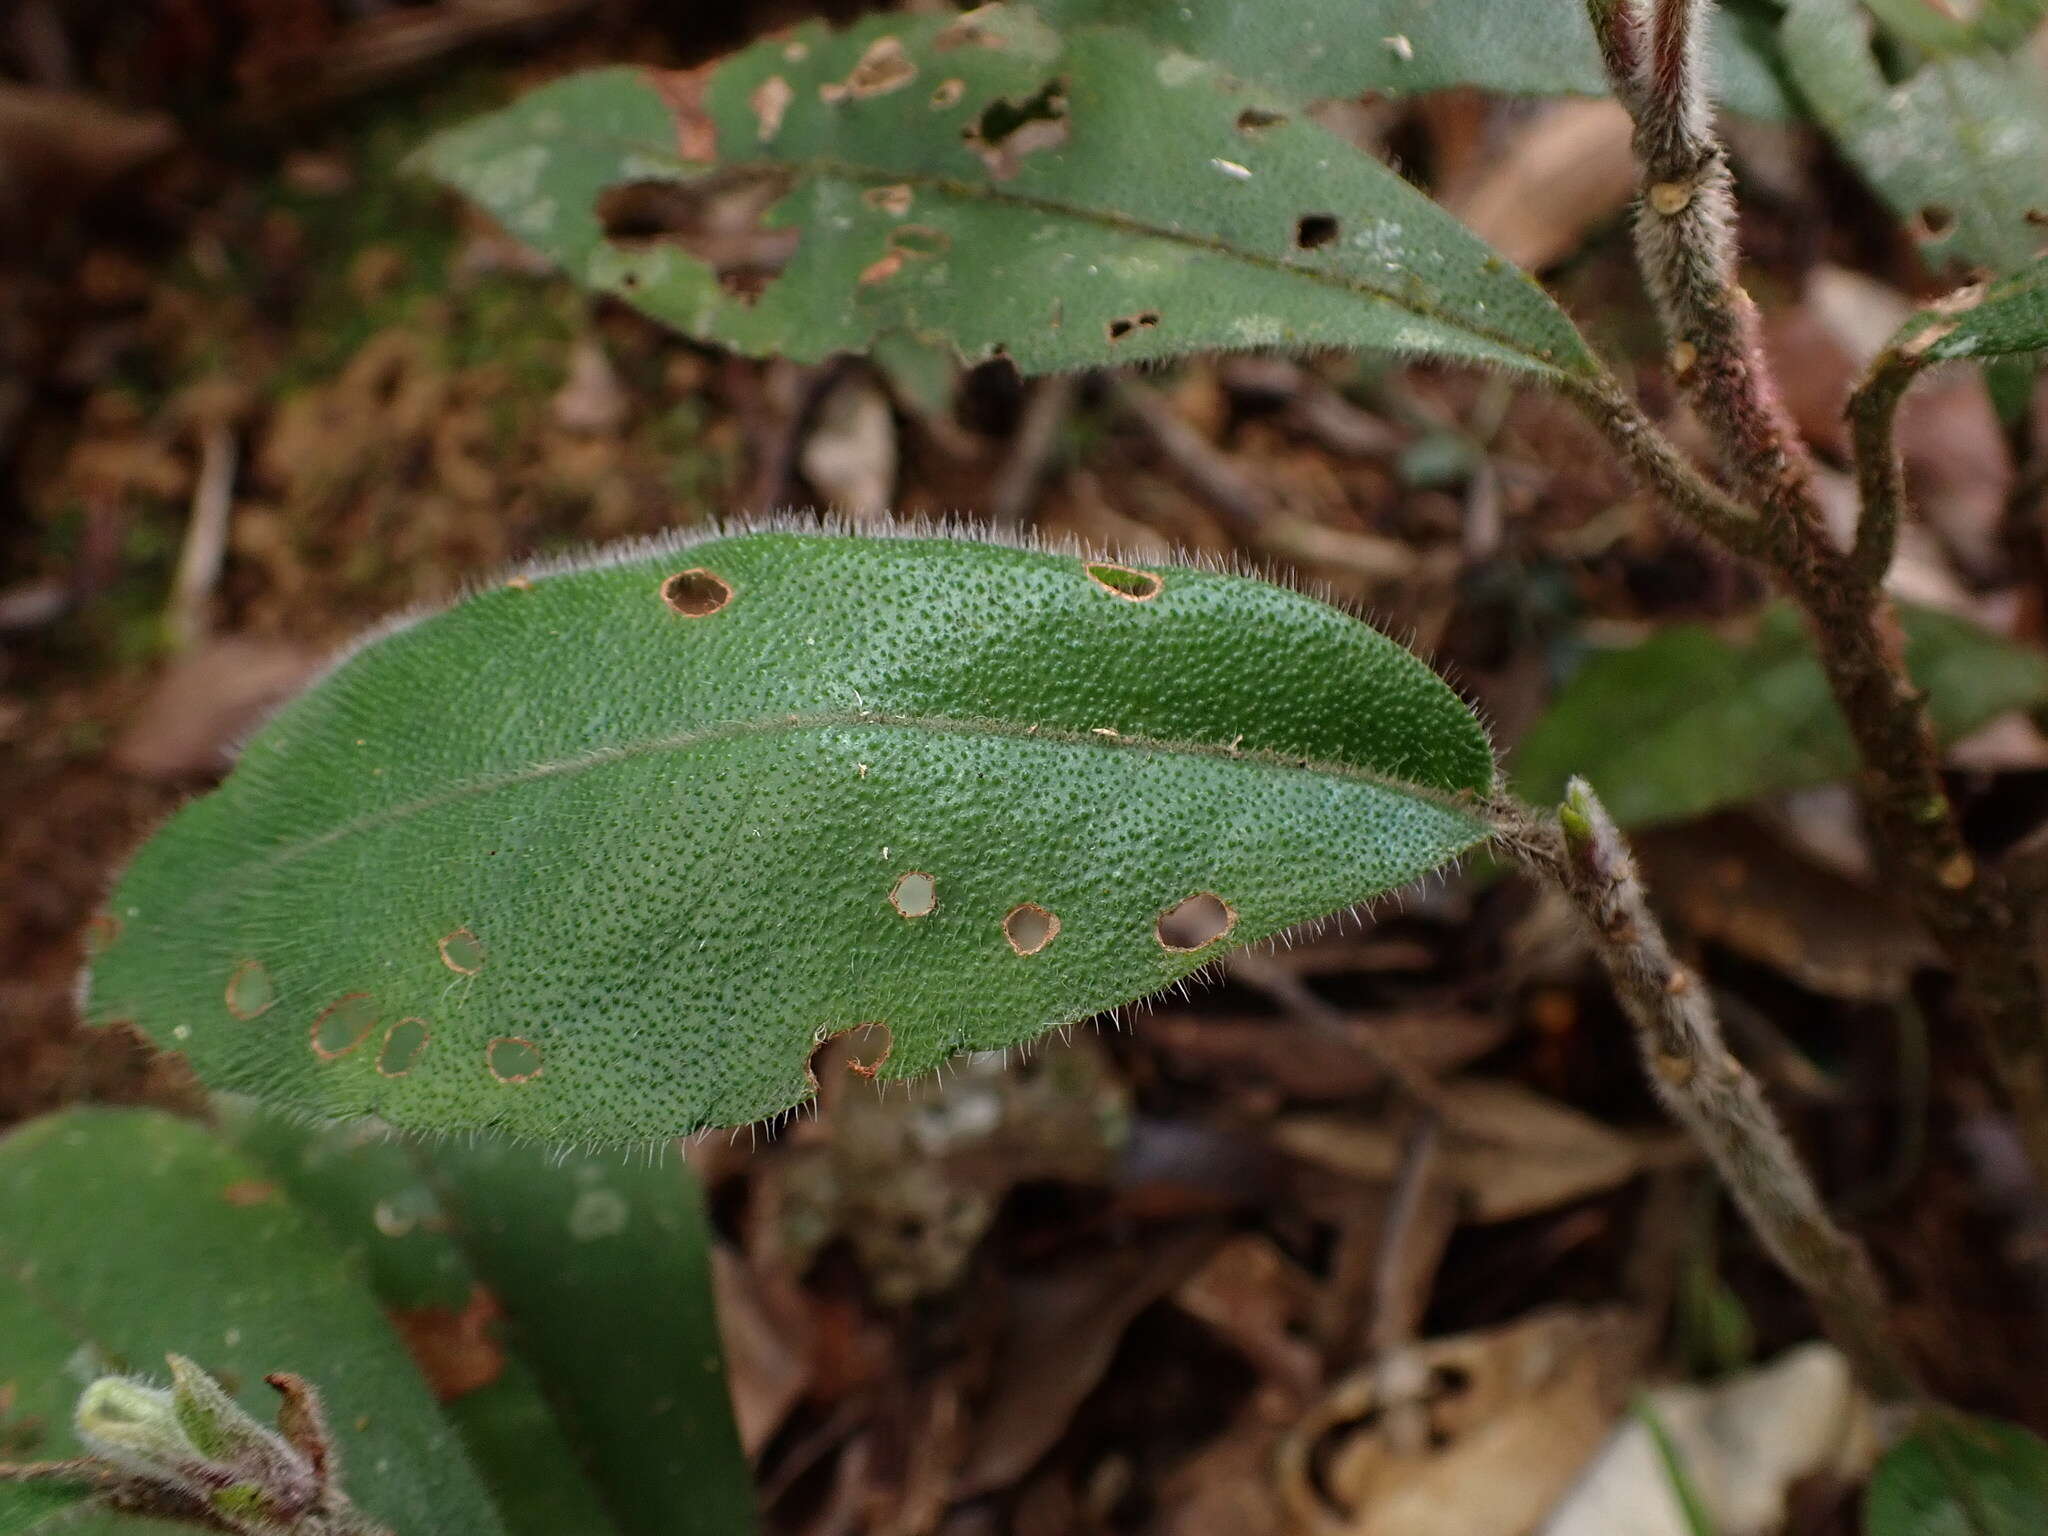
[88,529,1493,1144]
[0,1108,506,1535]
[414,8,1598,381]
[1034,0,1798,121]
[1782,0,2048,273]
[1888,252,2048,363]
[424,1140,755,1536]
[1513,603,2048,827]
[0,1482,100,1536]
[1866,1413,2048,1536]
[222,1111,625,1536]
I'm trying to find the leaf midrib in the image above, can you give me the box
[254,707,1486,879]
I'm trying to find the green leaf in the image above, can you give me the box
[413,8,1599,382]
[1782,0,2048,273]
[0,1483,100,1536]
[1887,252,2048,362]
[221,1111,625,1536]
[1866,1413,2048,1536]
[87,528,1493,1144]
[1032,0,1798,121]
[1512,603,2048,827]
[0,1108,506,1535]
[423,1140,755,1536]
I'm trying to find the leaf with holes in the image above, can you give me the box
[1781,0,2048,274]
[1865,1412,2048,1536]
[226,1110,753,1536]
[0,1108,506,1535]
[1032,0,1798,120]
[85,528,1492,1144]
[1887,252,2048,363]
[412,5,1599,381]
[1512,603,2048,827]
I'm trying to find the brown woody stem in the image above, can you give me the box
[1577,0,2048,1185]
[1494,784,1921,1402]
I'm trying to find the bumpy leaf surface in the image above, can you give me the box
[1782,0,2048,273]
[1865,1413,2048,1536]
[87,529,1491,1144]
[0,1109,504,1536]
[414,6,1597,381]
[1513,603,2048,827]
[1034,0,1796,120]
[1887,252,2048,363]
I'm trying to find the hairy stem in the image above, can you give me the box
[1578,0,2048,1183]
[1493,783,1921,1403]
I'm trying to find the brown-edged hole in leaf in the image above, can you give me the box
[662,568,733,617]
[1004,903,1060,956]
[1156,892,1236,951]
[1236,107,1287,134]
[377,1019,430,1077]
[595,172,799,305]
[889,224,951,258]
[438,927,485,975]
[225,959,277,1020]
[1296,213,1340,250]
[311,994,378,1060]
[890,871,938,918]
[931,77,966,110]
[963,78,1069,179]
[1085,561,1163,601]
[1917,204,1956,239]
[487,1036,544,1084]
[806,1021,894,1092]
[1106,310,1160,343]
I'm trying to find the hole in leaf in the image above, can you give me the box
[595,172,800,305]
[1295,213,1340,249]
[963,78,1069,179]
[890,871,938,918]
[1156,892,1236,951]
[807,1021,895,1090]
[931,77,966,109]
[310,994,378,1060]
[1917,204,1956,239]
[1106,311,1161,343]
[1236,107,1287,133]
[225,959,276,1020]
[1085,561,1163,601]
[661,568,733,617]
[377,1019,430,1077]
[488,1036,544,1084]
[833,35,917,99]
[1004,903,1061,956]
[438,927,485,975]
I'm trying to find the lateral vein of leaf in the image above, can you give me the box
[253,709,1485,877]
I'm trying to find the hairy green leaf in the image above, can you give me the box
[1782,0,2048,273]
[1512,603,2048,827]
[0,1484,97,1536]
[0,1109,504,1535]
[1866,1413,2048,1536]
[414,7,1598,381]
[223,1111,626,1536]
[1887,252,2048,362]
[1033,0,1798,121]
[86,528,1492,1144]
[423,1141,754,1536]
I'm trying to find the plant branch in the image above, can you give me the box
[1492,782,1921,1403]
[1577,0,2048,1187]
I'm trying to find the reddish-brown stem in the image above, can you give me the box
[1577,0,2048,1183]
[1494,784,1921,1403]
